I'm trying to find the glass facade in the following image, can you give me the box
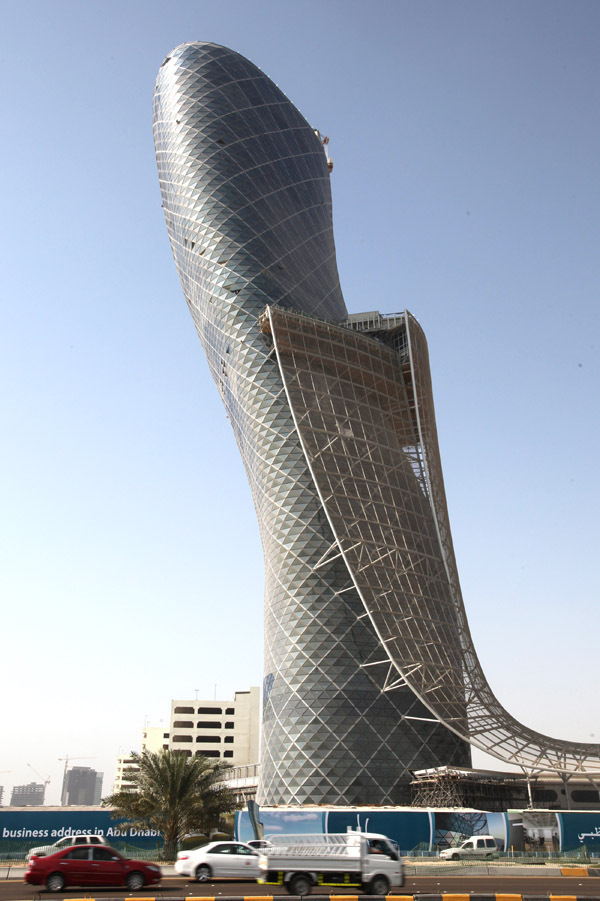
[153,42,600,804]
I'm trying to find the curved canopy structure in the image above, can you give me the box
[154,41,600,803]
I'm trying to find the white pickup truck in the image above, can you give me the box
[257,831,403,895]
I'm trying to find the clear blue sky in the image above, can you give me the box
[2,0,598,805]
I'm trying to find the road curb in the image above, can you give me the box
[561,867,600,876]
[35,895,600,901]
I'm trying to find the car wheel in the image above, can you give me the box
[46,872,66,892]
[195,864,211,882]
[126,871,145,890]
[369,875,389,895]
[451,852,460,860]
[288,873,312,895]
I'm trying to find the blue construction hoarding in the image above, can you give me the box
[235,806,600,854]
[3,804,600,859]
[0,808,162,859]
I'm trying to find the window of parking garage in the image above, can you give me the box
[226,707,235,714]
[225,721,234,729]
[197,720,221,728]
[198,750,220,758]
[198,706,222,714]
[224,736,234,743]
[572,789,600,803]
[196,735,221,743]
[224,751,234,758]
[173,735,193,742]
[174,706,194,714]
[173,720,193,728]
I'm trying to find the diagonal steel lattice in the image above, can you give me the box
[153,41,600,804]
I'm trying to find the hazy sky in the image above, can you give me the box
[2,0,598,806]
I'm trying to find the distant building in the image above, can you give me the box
[10,782,45,806]
[113,756,137,795]
[169,688,260,766]
[62,767,103,806]
[142,725,170,753]
[0,785,4,806]
[113,725,170,793]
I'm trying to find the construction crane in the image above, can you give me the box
[58,756,96,806]
[27,764,50,803]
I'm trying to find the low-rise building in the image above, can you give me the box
[112,687,260,794]
[113,725,170,793]
[170,687,260,766]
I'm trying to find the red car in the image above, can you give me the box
[25,844,162,892]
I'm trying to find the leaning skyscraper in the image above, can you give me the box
[154,42,600,805]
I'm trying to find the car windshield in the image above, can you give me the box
[379,839,399,860]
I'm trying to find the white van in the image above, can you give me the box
[439,835,497,860]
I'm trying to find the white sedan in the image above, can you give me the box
[175,841,261,882]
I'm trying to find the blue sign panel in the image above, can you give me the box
[326,809,431,852]
[236,808,326,842]
[433,810,508,851]
[236,807,430,852]
[0,809,162,858]
[558,812,600,853]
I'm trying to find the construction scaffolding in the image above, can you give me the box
[411,767,530,811]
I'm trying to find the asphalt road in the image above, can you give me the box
[2,875,600,899]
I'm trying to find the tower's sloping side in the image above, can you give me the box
[153,41,471,806]
[267,304,600,775]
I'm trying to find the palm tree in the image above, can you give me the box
[102,749,240,859]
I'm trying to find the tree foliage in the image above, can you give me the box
[102,749,240,859]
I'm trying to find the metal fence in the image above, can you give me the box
[0,840,164,864]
